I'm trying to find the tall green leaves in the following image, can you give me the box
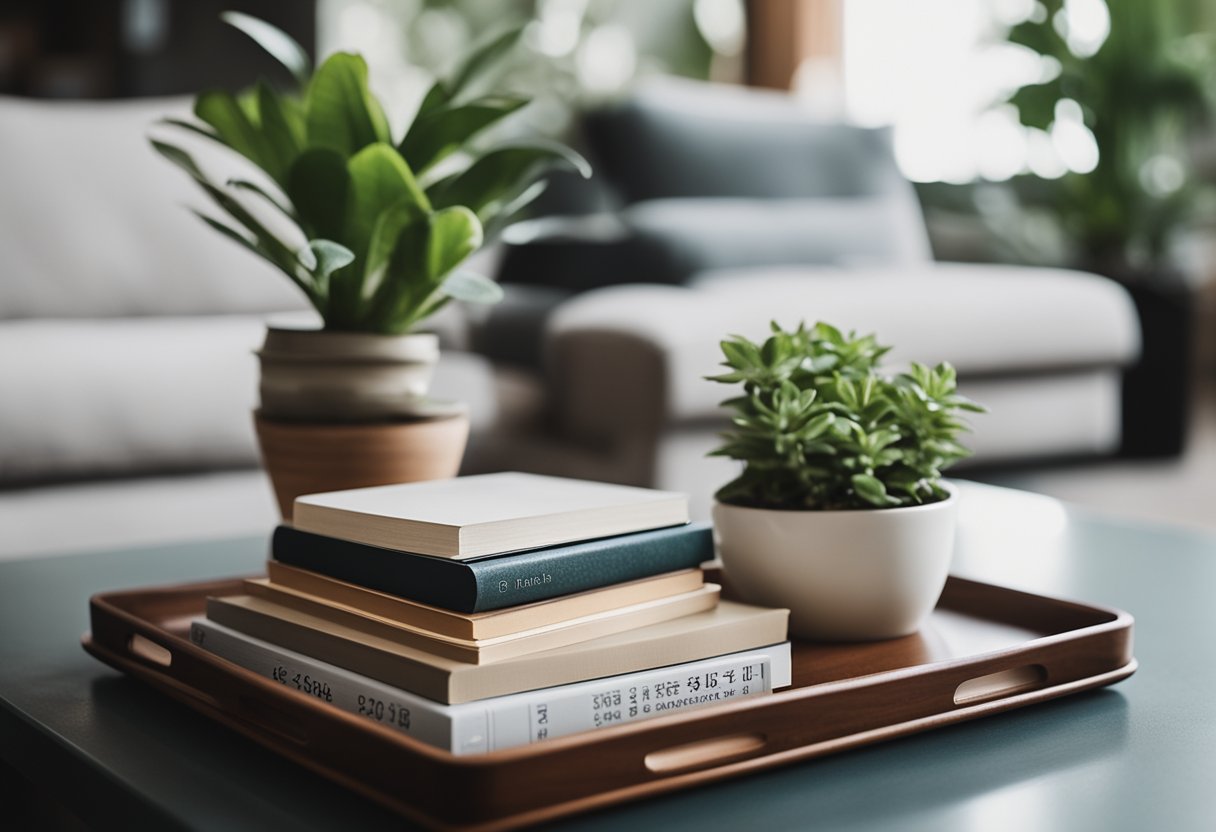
[305,53,390,157]
[221,11,311,84]
[152,15,587,333]
[429,141,592,231]
[708,322,985,510]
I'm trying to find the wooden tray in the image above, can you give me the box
[84,575,1135,832]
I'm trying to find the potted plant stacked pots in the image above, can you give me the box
[152,14,588,518]
[707,322,985,641]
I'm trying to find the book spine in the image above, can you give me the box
[467,524,713,612]
[273,526,479,612]
[190,619,484,754]
[272,524,714,614]
[191,618,786,755]
[482,646,779,749]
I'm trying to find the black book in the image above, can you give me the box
[271,523,714,614]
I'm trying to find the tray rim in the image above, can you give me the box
[84,574,1134,765]
[83,573,1136,830]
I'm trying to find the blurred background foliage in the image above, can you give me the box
[318,0,744,145]
[920,0,1216,281]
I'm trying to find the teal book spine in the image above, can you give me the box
[272,523,712,613]
[467,524,711,609]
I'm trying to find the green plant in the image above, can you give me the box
[707,322,985,511]
[153,13,589,334]
[1002,0,1215,275]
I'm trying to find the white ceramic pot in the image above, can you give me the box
[257,325,441,422]
[712,485,958,641]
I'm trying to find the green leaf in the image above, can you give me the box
[811,322,845,344]
[151,138,206,180]
[344,143,430,263]
[221,11,312,85]
[446,27,525,98]
[365,209,432,330]
[851,474,899,507]
[287,148,350,241]
[154,140,312,301]
[720,339,755,370]
[256,81,305,179]
[192,210,258,256]
[482,181,548,238]
[439,270,503,304]
[159,117,224,144]
[427,141,591,223]
[307,239,355,281]
[194,90,280,179]
[413,81,452,122]
[799,412,835,441]
[226,178,294,218]
[362,202,425,297]
[427,206,483,281]
[399,95,529,175]
[305,53,390,157]
[413,27,525,122]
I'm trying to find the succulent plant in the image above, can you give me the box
[708,321,985,510]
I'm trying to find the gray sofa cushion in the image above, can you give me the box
[584,79,911,203]
[498,79,934,293]
[623,198,932,271]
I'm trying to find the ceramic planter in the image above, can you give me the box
[255,413,469,521]
[253,324,468,519]
[712,485,958,641]
[257,325,440,423]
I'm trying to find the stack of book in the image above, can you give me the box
[191,472,791,754]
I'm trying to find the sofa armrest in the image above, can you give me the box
[545,284,720,444]
[544,263,1141,444]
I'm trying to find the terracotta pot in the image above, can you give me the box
[257,325,440,422]
[255,413,470,521]
[712,484,958,641]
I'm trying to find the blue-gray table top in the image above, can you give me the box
[1,482,1214,831]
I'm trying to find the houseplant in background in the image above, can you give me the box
[1000,0,1216,455]
[708,322,984,640]
[153,13,589,517]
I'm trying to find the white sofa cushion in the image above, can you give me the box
[0,316,506,484]
[546,262,1140,438]
[0,470,279,560]
[0,95,307,319]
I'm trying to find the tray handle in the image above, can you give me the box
[644,732,768,773]
[93,606,317,749]
[953,664,1047,706]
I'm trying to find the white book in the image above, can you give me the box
[191,618,791,756]
[291,472,690,559]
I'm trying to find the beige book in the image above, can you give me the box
[266,562,705,640]
[205,595,790,704]
[291,472,689,559]
[243,578,720,664]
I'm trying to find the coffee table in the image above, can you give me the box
[2,482,1214,831]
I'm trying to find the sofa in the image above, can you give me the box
[482,80,1141,514]
[0,81,1141,557]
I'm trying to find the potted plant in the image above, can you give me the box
[152,13,588,518]
[707,322,985,641]
[998,1,1215,456]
